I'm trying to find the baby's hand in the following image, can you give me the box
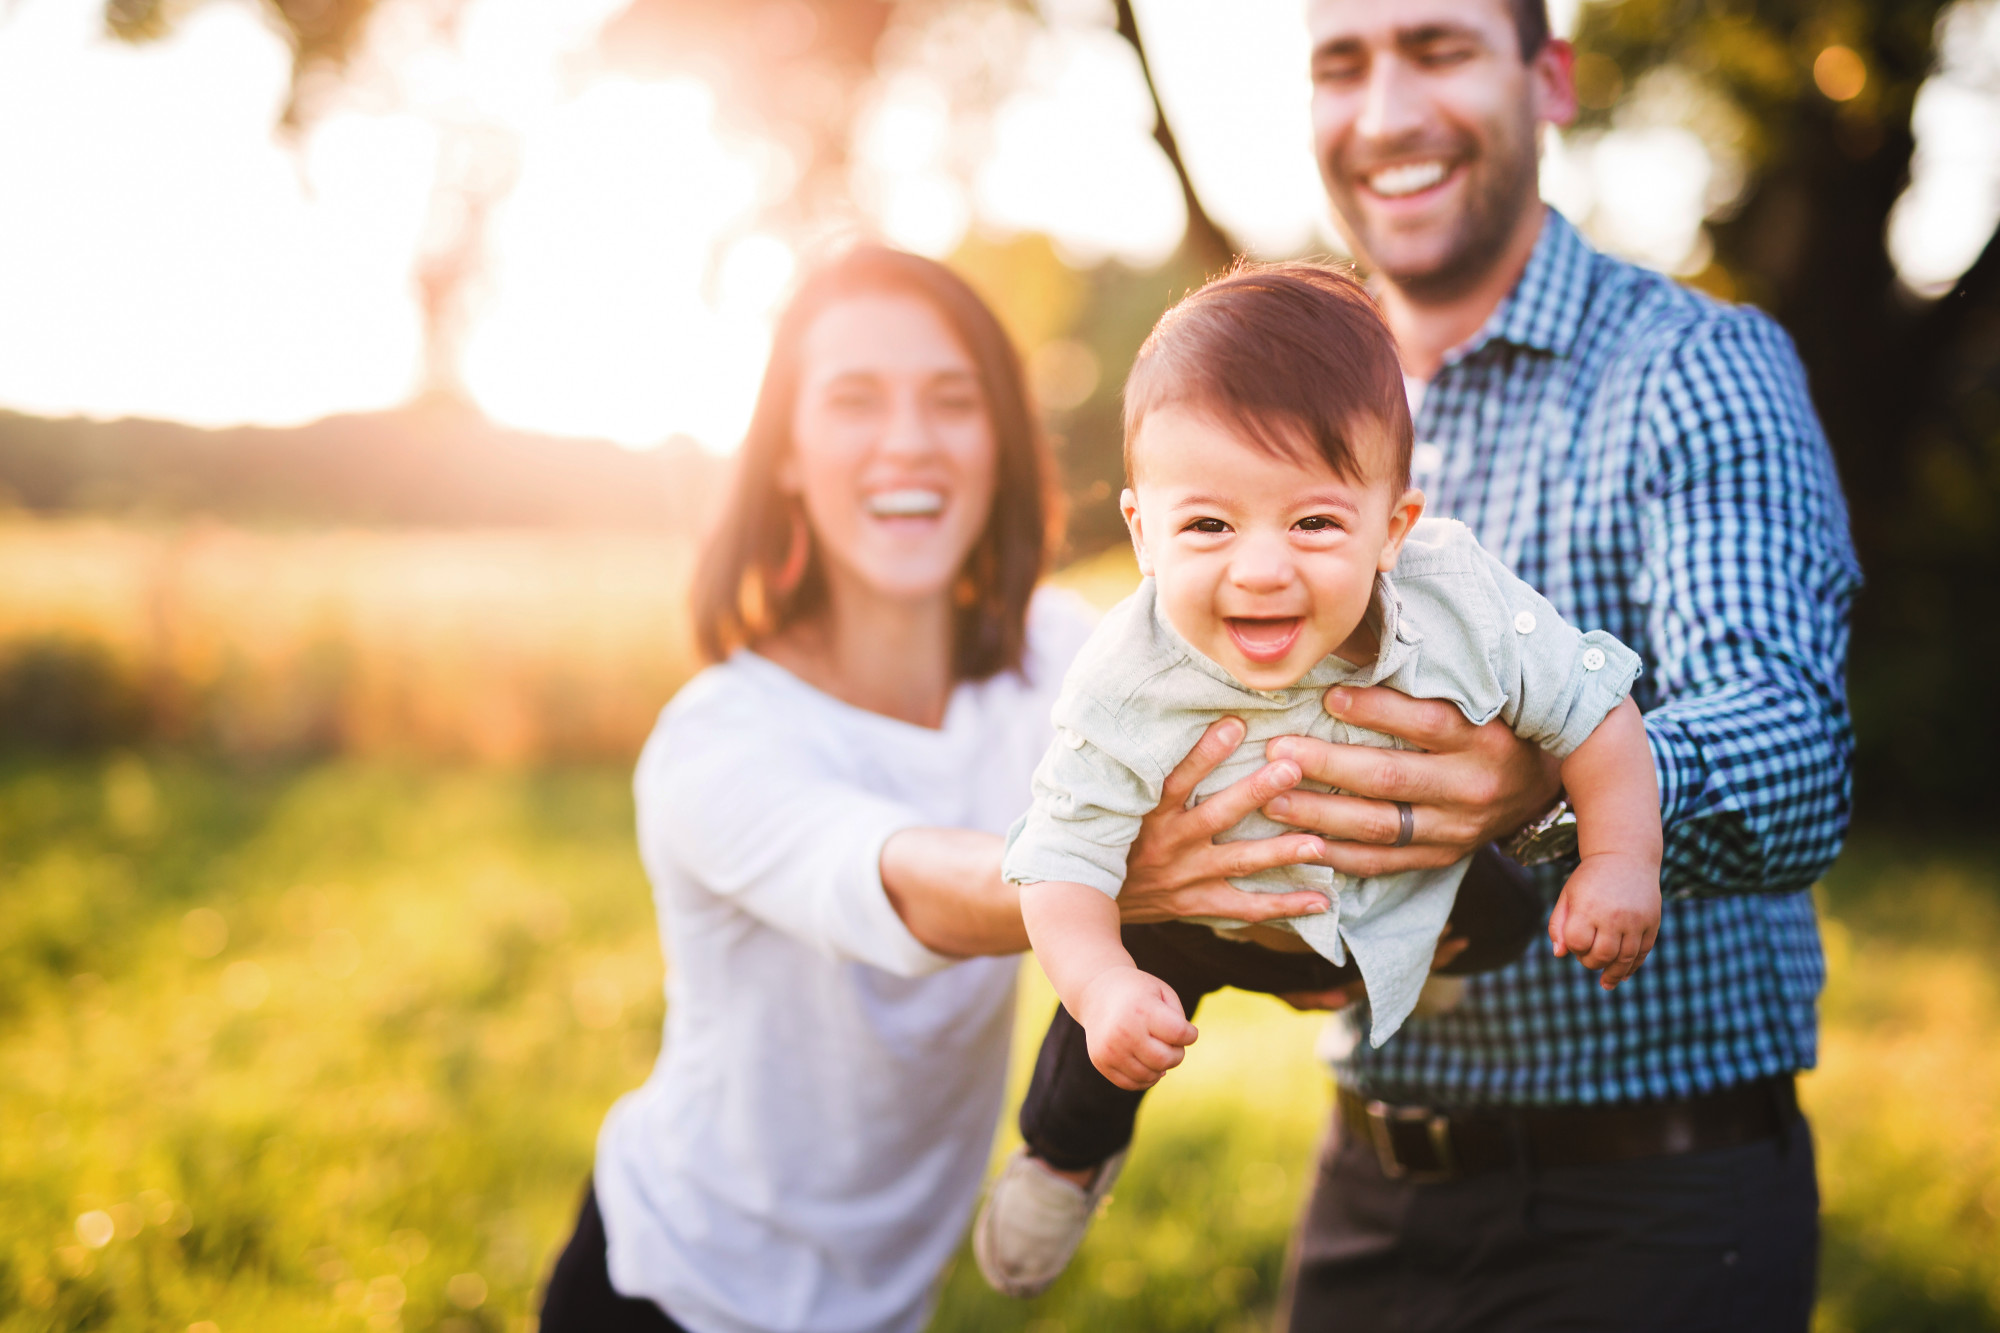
[1549,853,1661,990]
[1075,967,1199,1091]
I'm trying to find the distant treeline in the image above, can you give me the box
[0,406,727,531]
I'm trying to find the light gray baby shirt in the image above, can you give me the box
[1002,518,1643,1045]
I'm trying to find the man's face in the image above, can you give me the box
[1307,0,1574,301]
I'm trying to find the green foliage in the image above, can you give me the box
[0,758,1995,1330]
[1574,0,2000,821]
[0,640,150,753]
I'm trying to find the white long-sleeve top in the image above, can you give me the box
[594,593,1093,1333]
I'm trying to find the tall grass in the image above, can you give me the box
[0,756,1994,1332]
[0,521,699,761]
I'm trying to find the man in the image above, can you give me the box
[1254,1,1861,1328]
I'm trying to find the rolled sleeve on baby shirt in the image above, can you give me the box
[1002,727,1162,898]
[1472,545,1644,758]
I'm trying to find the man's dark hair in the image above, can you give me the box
[1123,262,1412,491]
[1510,0,1551,59]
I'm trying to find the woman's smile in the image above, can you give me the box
[864,487,946,519]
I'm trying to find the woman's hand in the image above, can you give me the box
[1116,717,1337,926]
[1262,685,1562,878]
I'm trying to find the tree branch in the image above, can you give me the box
[1112,0,1236,273]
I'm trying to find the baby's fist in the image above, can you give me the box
[1550,853,1661,990]
[1077,968,1198,1091]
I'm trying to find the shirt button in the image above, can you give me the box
[1582,647,1607,671]
[1062,729,1085,749]
[1412,442,1444,476]
[1513,611,1537,635]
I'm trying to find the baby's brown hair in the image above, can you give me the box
[1123,262,1412,492]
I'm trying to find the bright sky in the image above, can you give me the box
[0,0,1994,448]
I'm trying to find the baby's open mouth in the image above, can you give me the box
[1225,617,1304,664]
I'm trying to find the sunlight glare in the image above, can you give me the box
[461,78,781,452]
[976,26,1184,267]
[0,0,430,426]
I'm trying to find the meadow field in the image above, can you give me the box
[1,523,1996,1331]
[0,757,1995,1333]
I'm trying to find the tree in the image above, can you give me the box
[1575,0,2000,817]
[104,0,1995,814]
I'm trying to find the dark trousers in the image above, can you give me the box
[540,1182,691,1333]
[1283,1105,1820,1332]
[1018,846,1540,1171]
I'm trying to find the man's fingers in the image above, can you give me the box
[1267,741,1452,806]
[1431,931,1470,971]
[1176,885,1330,924]
[1160,716,1248,807]
[1316,837,1466,878]
[1186,760,1306,839]
[1321,685,1472,752]
[1213,834,1330,882]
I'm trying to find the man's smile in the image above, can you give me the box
[1363,158,1453,198]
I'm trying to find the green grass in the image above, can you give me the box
[0,756,1995,1332]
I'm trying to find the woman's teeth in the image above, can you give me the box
[865,488,945,518]
[1367,160,1448,198]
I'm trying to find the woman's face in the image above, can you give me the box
[785,292,999,607]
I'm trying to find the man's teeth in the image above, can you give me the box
[866,489,945,517]
[1368,160,1448,198]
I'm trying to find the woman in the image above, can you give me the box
[539,245,1333,1333]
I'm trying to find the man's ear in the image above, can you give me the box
[1120,488,1155,577]
[1532,38,1579,130]
[1377,488,1426,572]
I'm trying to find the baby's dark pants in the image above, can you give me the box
[1017,846,1541,1172]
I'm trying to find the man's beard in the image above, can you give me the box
[1329,114,1542,305]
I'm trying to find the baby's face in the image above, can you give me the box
[1123,406,1423,690]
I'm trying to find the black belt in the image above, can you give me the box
[1336,1075,1799,1182]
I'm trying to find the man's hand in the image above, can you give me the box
[1262,685,1562,878]
[1117,717,1335,925]
[1076,966,1198,1090]
[1549,853,1661,990]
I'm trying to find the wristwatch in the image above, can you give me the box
[1506,794,1578,866]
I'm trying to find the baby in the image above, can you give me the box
[973,264,1662,1298]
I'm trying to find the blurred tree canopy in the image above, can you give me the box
[1570,1,2000,816]
[100,0,2000,819]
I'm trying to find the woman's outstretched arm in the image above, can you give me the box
[881,717,1338,957]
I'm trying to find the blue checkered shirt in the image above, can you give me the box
[1332,211,1862,1106]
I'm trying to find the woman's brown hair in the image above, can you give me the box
[692,244,1059,681]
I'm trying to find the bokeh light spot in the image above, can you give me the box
[446,1272,488,1308]
[312,928,362,979]
[75,1210,115,1249]
[220,959,269,1010]
[1028,339,1100,412]
[1814,46,1867,103]
[181,907,229,959]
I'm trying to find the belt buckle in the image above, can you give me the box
[1363,1099,1458,1182]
